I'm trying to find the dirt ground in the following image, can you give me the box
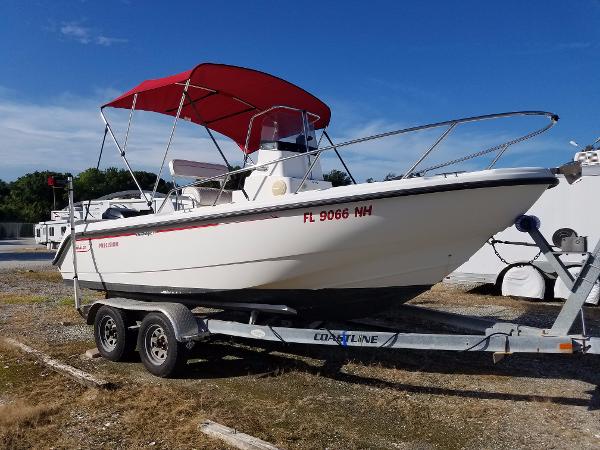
[1,266,599,449]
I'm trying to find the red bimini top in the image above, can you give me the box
[103,63,331,154]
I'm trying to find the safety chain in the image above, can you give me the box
[417,117,557,175]
[487,238,542,266]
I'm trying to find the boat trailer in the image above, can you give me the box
[65,172,599,376]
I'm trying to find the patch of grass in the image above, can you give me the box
[20,270,63,283]
[0,400,57,428]
[0,293,48,304]
[0,346,44,390]
[59,293,105,307]
[0,401,60,449]
[58,297,74,306]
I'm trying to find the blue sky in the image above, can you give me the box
[1,1,599,182]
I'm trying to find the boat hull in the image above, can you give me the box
[55,169,556,316]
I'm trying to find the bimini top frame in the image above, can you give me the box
[95,62,558,211]
[97,63,332,208]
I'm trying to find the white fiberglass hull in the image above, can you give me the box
[54,168,556,314]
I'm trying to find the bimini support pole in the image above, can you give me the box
[67,176,81,311]
[151,79,190,205]
[122,93,137,155]
[100,108,150,205]
[323,131,356,184]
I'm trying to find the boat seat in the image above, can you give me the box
[182,186,232,206]
[102,207,152,220]
[169,159,228,180]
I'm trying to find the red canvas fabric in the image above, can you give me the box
[104,63,331,153]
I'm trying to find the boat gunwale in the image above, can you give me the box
[53,175,557,266]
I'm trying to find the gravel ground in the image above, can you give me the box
[1,264,599,449]
[0,239,54,270]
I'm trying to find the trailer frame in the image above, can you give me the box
[72,214,600,376]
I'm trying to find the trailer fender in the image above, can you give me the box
[85,298,202,342]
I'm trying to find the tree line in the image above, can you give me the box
[0,167,356,224]
[0,168,172,223]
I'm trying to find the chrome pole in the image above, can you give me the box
[151,79,190,204]
[295,149,323,193]
[487,143,510,169]
[213,174,229,206]
[323,131,356,184]
[204,126,232,169]
[68,176,81,311]
[402,122,457,179]
[295,111,319,193]
[85,125,109,222]
[302,110,312,177]
[122,93,137,154]
[100,109,150,204]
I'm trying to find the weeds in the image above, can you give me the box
[20,270,63,283]
[0,293,47,304]
[0,401,59,449]
[0,400,57,428]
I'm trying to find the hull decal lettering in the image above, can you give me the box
[304,204,373,224]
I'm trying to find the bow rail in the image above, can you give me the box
[157,110,558,212]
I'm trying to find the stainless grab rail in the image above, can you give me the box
[158,110,558,212]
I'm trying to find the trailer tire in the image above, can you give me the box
[94,306,137,362]
[500,264,546,299]
[138,313,187,377]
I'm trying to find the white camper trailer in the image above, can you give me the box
[447,146,600,304]
[35,220,69,248]
[35,191,166,249]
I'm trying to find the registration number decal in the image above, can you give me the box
[75,243,89,253]
[303,204,373,223]
[98,241,119,249]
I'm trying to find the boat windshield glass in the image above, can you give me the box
[257,108,317,153]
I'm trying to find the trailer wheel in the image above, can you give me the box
[94,305,137,361]
[138,313,187,377]
[500,264,547,299]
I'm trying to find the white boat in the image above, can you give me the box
[53,63,562,317]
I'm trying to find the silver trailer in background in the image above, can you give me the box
[447,146,600,304]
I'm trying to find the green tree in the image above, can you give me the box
[324,169,352,187]
[74,167,172,202]
[0,168,173,223]
[3,171,70,223]
[0,179,9,200]
[0,179,12,220]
